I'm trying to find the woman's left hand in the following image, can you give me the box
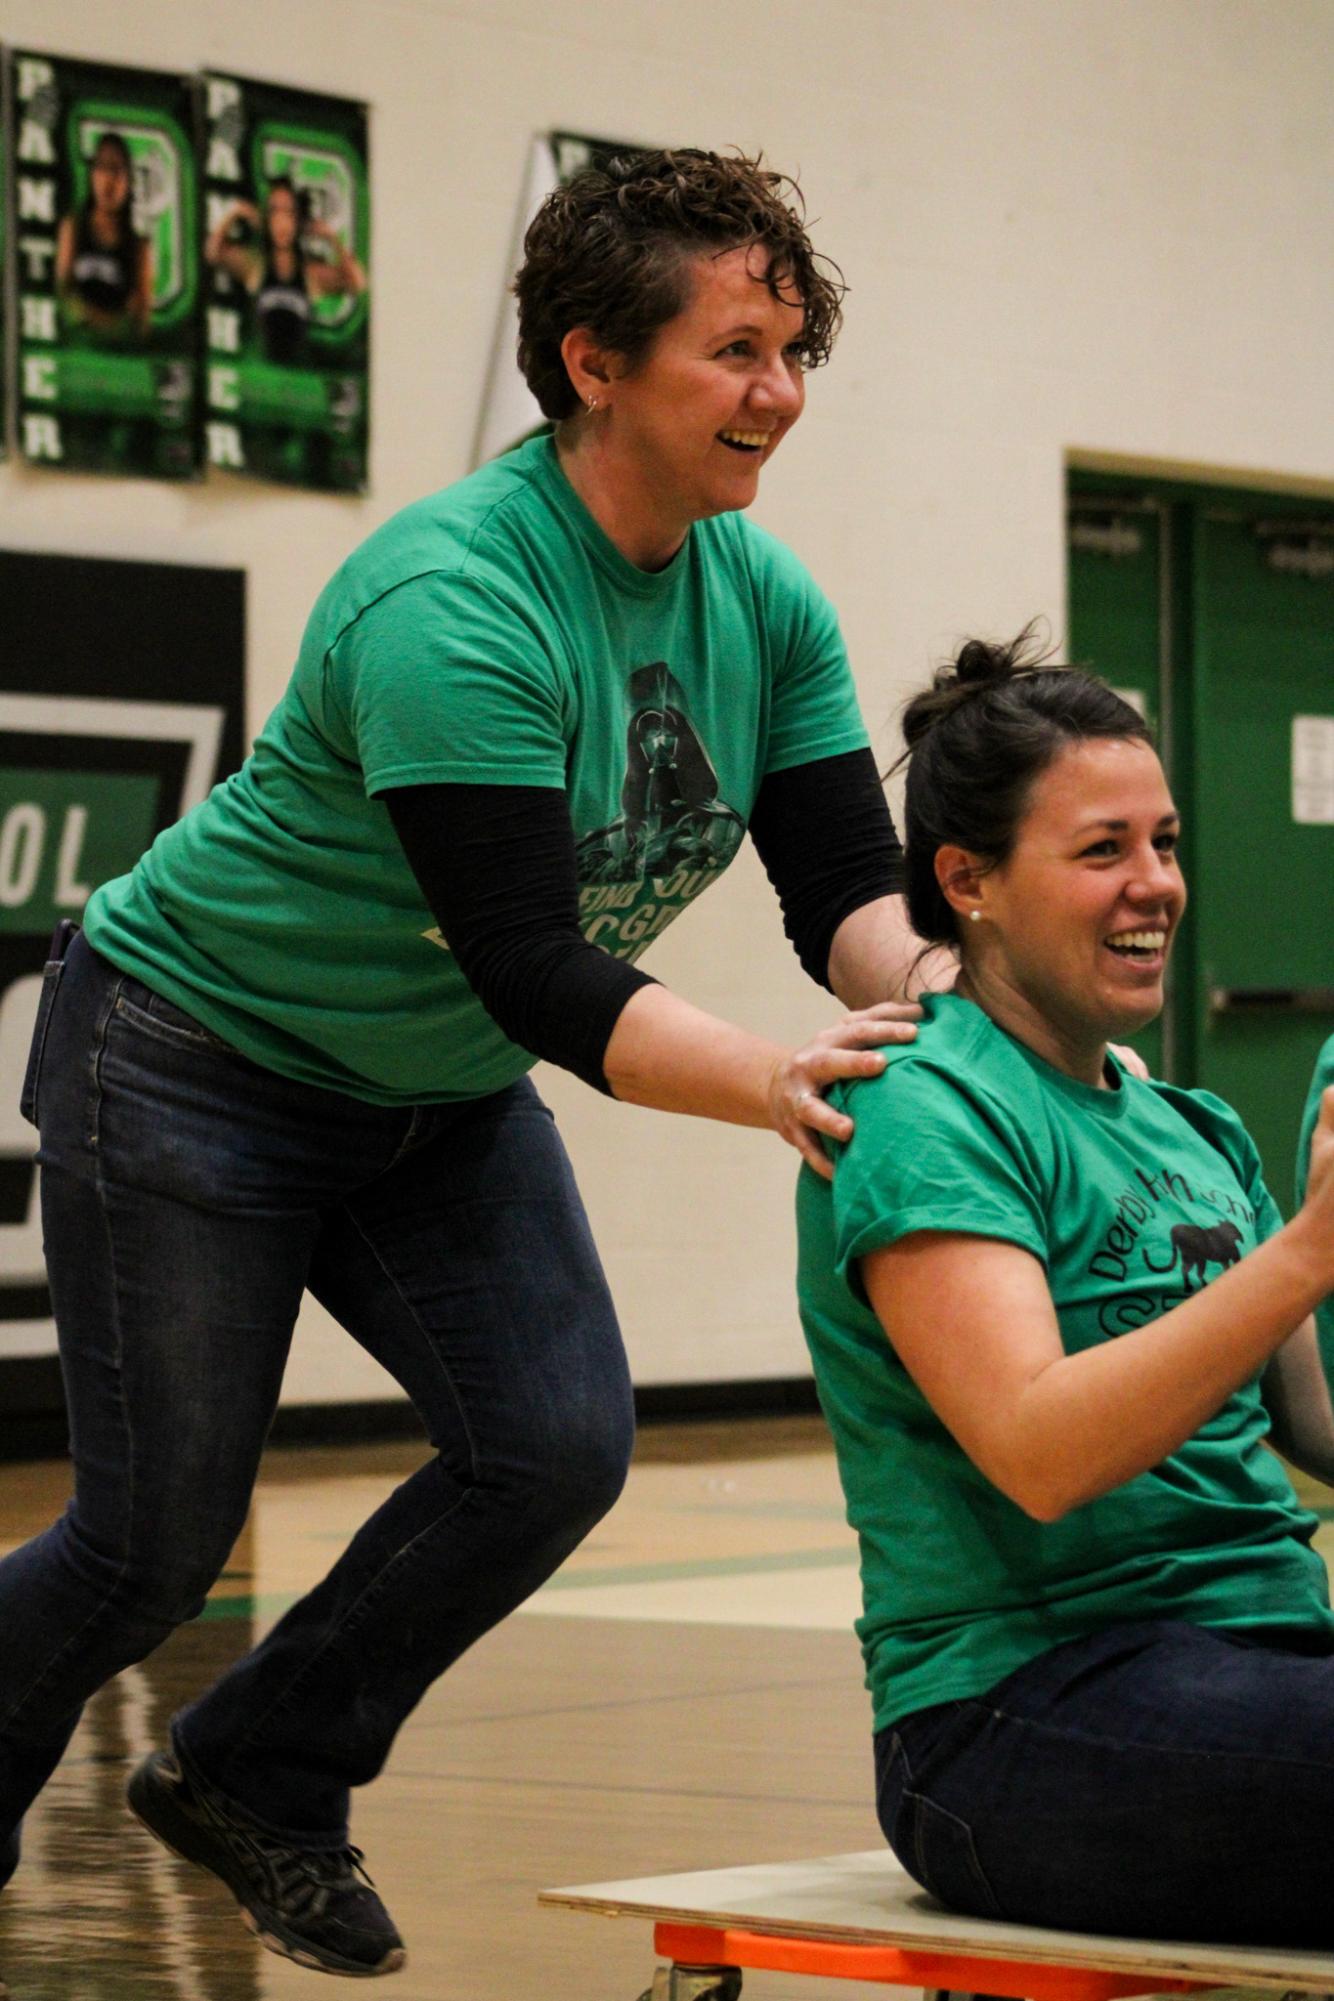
[769,1001,923,1179]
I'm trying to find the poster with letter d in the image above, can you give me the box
[8,49,201,479]
[202,72,370,492]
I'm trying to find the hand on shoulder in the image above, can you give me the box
[773,1001,922,1180]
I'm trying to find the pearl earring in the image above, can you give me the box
[969,910,981,923]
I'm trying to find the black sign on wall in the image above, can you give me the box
[0,552,244,1423]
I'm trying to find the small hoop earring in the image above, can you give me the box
[586,396,599,414]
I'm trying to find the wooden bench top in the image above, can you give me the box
[541,1849,1334,1993]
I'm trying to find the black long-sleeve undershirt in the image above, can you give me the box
[747,749,905,987]
[382,748,904,1095]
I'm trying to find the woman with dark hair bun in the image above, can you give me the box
[799,633,1334,1948]
[9,147,925,1978]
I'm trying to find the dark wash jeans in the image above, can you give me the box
[876,1617,1334,1948]
[3,931,633,1858]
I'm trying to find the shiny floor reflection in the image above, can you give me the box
[0,1421,882,1999]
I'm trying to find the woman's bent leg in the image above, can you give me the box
[876,1618,1334,1947]
[177,1078,634,1839]
[0,938,323,1854]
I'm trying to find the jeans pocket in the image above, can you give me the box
[20,958,66,1129]
[906,1791,1000,1918]
[113,987,232,1055]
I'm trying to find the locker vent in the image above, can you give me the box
[1067,507,1144,559]
[1255,521,1334,580]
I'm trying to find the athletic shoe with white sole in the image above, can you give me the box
[127,1748,405,1977]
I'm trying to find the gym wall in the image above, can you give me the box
[2,0,1330,1406]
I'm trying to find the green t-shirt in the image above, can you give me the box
[1296,1032,1334,1374]
[796,992,1334,1733]
[85,432,867,1103]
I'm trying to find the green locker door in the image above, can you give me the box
[1066,498,1172,1081]
[1191,513,1334,1217]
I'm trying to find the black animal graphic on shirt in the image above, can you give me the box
[1145,1219,1245,1291]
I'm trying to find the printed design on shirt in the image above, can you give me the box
[1086,1159,1255,1335]
[1143,1219,1244,1290]
[573,662,746,961]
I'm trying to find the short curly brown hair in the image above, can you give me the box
[514,147,846,421]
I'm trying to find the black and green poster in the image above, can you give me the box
[0,119,8,461]
[0,552,244,1429]
[201,73,369,492]
[9,50,201,480]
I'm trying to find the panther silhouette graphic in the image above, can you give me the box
[1143,1219,1245,1292]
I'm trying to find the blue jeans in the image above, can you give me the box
[2,931,633,1857]
[876,1617,1334,1947]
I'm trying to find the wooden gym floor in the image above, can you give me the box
[2,1418,1331,2001]
[0,1416,878,2000]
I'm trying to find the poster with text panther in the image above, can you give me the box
[0,552,244,1408]
[201,72,369,492]
[0,120,8,459]
[8,49,201,479]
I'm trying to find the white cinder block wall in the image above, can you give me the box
[5,0,1331,1399]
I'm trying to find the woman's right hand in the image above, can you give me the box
[1299,1086,1334,1285]
[769,1001,922,1179]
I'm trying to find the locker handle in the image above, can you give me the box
[1208,987,1334,1015]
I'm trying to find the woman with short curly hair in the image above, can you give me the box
[515,147,844,417]
[9,146,927,1976]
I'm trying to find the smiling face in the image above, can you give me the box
[266,186,301,250]
[965,736,1186,1071]
[90,139,131,219]
[595,243,807,550]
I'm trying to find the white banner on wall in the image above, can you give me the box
[472,131,648,469]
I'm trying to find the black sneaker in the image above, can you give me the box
[1,1824,16,1994]
[127,1749,405,1977]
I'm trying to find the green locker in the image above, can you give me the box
[1190,512,1334,1217]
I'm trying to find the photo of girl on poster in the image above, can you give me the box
[11,48,200,480]
[205,174,364,367]
[200,72,370,492]
[56,129,153,344]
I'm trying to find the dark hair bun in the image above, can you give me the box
[954,637,1013,685]
[901,621,1052,751]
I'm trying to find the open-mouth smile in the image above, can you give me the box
[1103,927,1167,964]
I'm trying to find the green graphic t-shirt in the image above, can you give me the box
[1297,1032,1334,1374]
[796,993,1334,1733]
[85,432,868,1102]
